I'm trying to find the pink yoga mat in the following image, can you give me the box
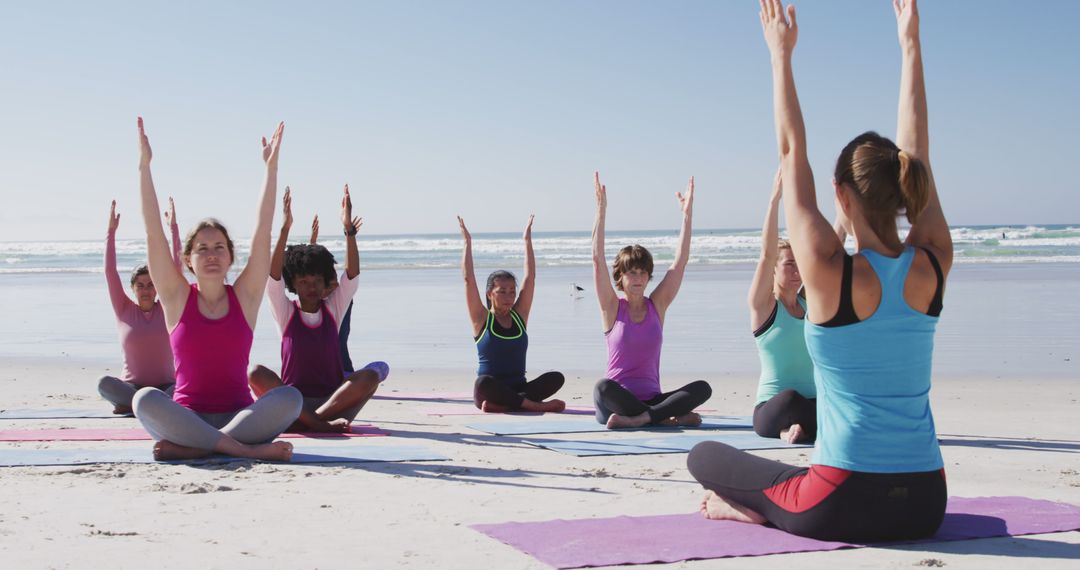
[0,425,389,441]
[373,391,473,402]
[472,496,1080,568]
[422,405,596,416]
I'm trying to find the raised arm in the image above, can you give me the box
[341,185,361,280]
[164,197,182,270]
[650,177,694,318]
[104,200,133,316]
[512,215,537,325]
[894,0,951,269]
[233,122,284,327]
[309,215,320,245]
[592,172,619,331]
[748,170,782,329]
[458,216,487,336]
[760,1,844,296]
[269,187,293,281]
[137,118,188,326]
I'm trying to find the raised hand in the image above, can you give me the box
[281,186,293,232]
[523,214,535,241]
[261,122,285,168]
[893,0,920,46]
[594,171,607,211]
[677,176,695,216]
[340,184,354,229]
[108,200,120,233]
[771,167,783,202]
[163,196,177,228]
[759,0,798,58]
[137,117,152,167]
[310,215,319,244]
[457,216,472,243]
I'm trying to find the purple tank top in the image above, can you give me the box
[281,302,344,398]
[171,285,255,413]
[605,298,663,400]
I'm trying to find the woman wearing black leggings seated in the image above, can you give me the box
[688,0,951,542]
[458,215,565,413]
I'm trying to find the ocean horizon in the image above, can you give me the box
[2,224,1079,275]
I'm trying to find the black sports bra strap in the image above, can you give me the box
[920,247,944,317]
[819,253,860,328]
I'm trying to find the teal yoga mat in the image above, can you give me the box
[0,443,448,466]
[523,432,810,456]
[467,415,752,436]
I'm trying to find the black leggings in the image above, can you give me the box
[753,389,817,442]
[473,371,565,410]
[687,441,946,542]
[593,379,712,425]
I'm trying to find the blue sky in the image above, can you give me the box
[1,0,1076,241]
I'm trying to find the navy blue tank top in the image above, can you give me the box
[475,310,528,385]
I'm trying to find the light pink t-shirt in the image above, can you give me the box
[265,271,359,335]
[104,227,181,386]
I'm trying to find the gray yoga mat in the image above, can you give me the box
[0,408,133,420]
[0,443,448,466]
[467,415,752,436]
[523,432,810,456]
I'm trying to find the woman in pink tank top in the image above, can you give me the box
[129,118,301,462]
[97,198,182,415]
[590,172,713,429]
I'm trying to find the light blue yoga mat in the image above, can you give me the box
[0,443,448,466]
[0,408,132,420]
[523,432,810,457]
[467,415,752,436]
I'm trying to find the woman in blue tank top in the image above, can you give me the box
[689,0,952,542]
[458,215,565,413]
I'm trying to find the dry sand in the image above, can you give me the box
[0,359,1078,569]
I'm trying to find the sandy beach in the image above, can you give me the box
[0,360,1077,569]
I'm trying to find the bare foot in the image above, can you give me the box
[243,441,294,462]
[153,440,213,461]
[674,412,702,427]
[606,411,650,429]
[700,491,767,524]
[538,399,566,413]
[781,423,804,444]
[303,418,351,433]
[481,400,511,413]
[112,404,133,415]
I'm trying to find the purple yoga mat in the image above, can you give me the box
[0,425,389,441]
[471,496,1080,568]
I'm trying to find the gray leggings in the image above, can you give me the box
[98,375,174,408]
[132,386,302,451]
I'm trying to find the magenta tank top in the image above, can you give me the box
[281,302,344,398]
[171,284,255,413]
[605,298,663,400]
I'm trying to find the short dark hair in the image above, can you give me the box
[612,245,653,291]
[129,264,150,287]
[282,244,337,294]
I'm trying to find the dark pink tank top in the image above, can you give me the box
[171,284,255,413]
[281,302,344,398]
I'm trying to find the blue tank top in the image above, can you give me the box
[754,297,816,405]
[805,247,943,473]
[475,310,528,385]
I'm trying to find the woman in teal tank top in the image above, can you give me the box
[747,169,818,443]
[689,0,952,542]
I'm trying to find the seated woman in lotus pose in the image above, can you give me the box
[131,118,301,461]
[591,172,712,429]
[689,0,951,542]
[458,215,565,413]
[97,197,182,414]
[248,185,387,432]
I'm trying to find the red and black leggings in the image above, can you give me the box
[687,441,946,542]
